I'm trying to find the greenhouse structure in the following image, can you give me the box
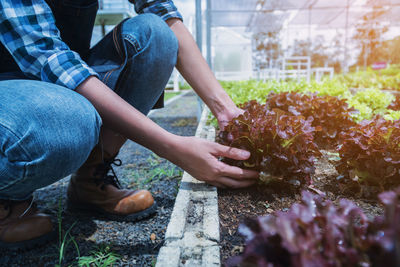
[2,0,400,266]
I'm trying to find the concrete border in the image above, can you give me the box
[156,107,220,267]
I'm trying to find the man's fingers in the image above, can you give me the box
[214,143,251,161]
[219,163,259,180]
[208,181,227,189]
[217,177,257,188]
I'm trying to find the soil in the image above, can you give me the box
[218,150,385,264]
[0,92,199,266]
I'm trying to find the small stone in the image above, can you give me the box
[150,233,156,241]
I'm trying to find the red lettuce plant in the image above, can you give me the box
[365,188,400,266]
[265,92,357,148]
[218,100,321,187]
[335,116,400,190]
[227,188,400,267]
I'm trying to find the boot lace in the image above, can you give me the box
[0,197,35,219]
[94,158,123,189]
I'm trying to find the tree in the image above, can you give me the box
[253,30,282,69]
[377,36,400,65]
[329,32,344,73]
[352,7,388,67]
[290,35,329,68]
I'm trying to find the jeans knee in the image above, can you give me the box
[35,92,101,175]
[122,14,179,67]
[0,80,101,199]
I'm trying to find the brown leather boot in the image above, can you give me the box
[67,144,156,222]
[0,197,54,250]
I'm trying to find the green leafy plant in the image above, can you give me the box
[220,79,351,107]
[78,244,120,267]
[219,78,397,124]
[335,116,400,191]
[349,88,394,114]
[338,67,400,91]
[384,109,400,121]
[218,101,321,187]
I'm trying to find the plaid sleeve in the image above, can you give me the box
[129,0,183,21]
[0,0,98,90]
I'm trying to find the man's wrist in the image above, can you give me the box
[153,133,182,159]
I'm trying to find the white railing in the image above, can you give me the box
[166,68,181,92]
[259,69,309,82]
[213,67,334,83]
[214,71,253,81]
[98,0,135,13]
[312,67,334,82]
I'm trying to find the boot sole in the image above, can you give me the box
[0,230,56,251]
[67,201,157,222]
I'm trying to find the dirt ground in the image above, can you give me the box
[218,150,385,263]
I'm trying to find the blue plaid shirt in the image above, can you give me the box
[0,0,182,90]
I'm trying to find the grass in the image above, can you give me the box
[78,244,120,267]
[52,197,121,267]
[124,154,182,187]
[141,166,177,185]
[54,197,80,267]
[164,91,181,101]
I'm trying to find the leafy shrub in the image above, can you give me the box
[347,88,394,121]
[338,67,400,91]
[335,116,400,190]
[265,92,356,148]
[227,188,400,267]
[221,79,351,106]
[384,110,400,121]
[350,88,394,112]
[304,78,351,98]
[217,101,321,187]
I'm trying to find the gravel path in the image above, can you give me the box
[0,91,198,267]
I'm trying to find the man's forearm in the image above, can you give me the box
[75,68,258,188]
[166,19,238,122]
[76,76,177,158]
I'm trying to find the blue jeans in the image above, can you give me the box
[0,14,178,200]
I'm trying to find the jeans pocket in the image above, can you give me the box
[122,34,142,56]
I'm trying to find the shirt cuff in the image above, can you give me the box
[41,51,99,90]
[162,10,183,22]
[135,0,183,22]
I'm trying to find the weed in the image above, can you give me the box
[173,180,182,196]
[54,197,80,267]
[171,118,197,127]
[151,257,157,267]
[142,166,176,185]
[78,244,120,267]
[146,154,162,167]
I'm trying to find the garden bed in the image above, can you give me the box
[218,149,384,263]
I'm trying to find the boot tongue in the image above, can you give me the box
[103,174,122,189]
[94,158,123,190]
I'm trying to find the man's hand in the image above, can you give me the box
[164,136,259,188]
[216,106,244,130]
